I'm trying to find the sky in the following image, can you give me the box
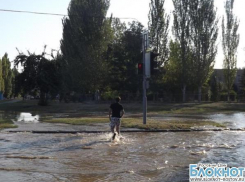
[0,0,244,69]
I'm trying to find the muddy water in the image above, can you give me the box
[0,112,245,181]
[0,131,245,182]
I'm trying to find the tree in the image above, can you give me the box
[0,57,3,99]
[104,18,127,93]
[14,52,60,106]
[11,67,20,98]
[209,73,223,102]
[148,0,170,64]
[2,53,13,98]
[107,21,144,97]
[164,40,196,101]
[240,69,245,101]
[148,0,170,100]
[222,0,240,102]
[60,0,113,93]
[163,40,182,100]
[172,0,191,102]
[111,18,127,44]
[189,0,219,102]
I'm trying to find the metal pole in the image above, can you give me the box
[143,75,147,124]
[143,32,148,125]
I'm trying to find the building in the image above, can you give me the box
[213,69,244,92]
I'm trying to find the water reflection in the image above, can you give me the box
[151,112,245,129]
[208,113,245,128]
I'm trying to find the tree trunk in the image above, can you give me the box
[198,86,202,103]
[182,84,186,102]
[227,90,230,102]
[39,92,48,106]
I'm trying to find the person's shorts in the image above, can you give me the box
[110,117,121,128]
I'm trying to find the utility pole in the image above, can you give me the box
[142,31,149,124]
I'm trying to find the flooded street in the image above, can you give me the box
[0,112,245,181]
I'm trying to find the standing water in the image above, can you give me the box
[0,112,245,181]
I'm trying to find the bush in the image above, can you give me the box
[101,90,119,101]
[220,90,237,101]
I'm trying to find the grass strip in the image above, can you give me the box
[42,117,225,130]
[0,119,17,130]
[42,117,109,125]
[1,100,245,115]
[122,119,225,129]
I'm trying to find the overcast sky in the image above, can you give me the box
[0,0,244,68]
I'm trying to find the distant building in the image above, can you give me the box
[213,69,244,92]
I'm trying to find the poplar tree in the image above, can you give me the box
[11,67,19,98]
[172,0,191,102]
[0,58,3,98]
[222,0,240,102]
[148,0,170,99]
[148,0,170,64]
[189,0,219,102]
[2,53,13,98]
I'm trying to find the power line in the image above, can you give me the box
[0,9,67,16]
[0,8,139,21]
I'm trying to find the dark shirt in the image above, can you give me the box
[110,102,124,118]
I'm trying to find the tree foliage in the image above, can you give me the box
[222,0,240,101]
[107,21,143,96]
[189,0,219,102]
[14,52,60,105]
[2,54,13,98]
[148,0,170,64]
[172,0,191,102]
[163,40,182,95]
[6,0,242,103]
[148,0,170,98]
[60,0,113,93]
[11,67,20,98]
[0,57,3,95]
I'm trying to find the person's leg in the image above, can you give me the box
[111,125,115,133]
[110,117,115,133]
[111,126,116,140]
[111,122,116,140]
[116,122,121,136]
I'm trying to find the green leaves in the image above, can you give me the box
[148,0,170,65]
[14,53,60,105]
[1,54,13,98]
[107,21,143,94]
[222,0,240,101]
[61,0,112,93]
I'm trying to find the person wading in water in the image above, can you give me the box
[109,97,125,140]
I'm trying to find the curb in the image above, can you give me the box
[5,128,245,134]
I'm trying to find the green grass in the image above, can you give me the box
[122,118,225,130]
[0,100,242,130]
[1,100,245,115]
[42,117,225,130]
[0,119,17,130]
[43,117,109,125]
